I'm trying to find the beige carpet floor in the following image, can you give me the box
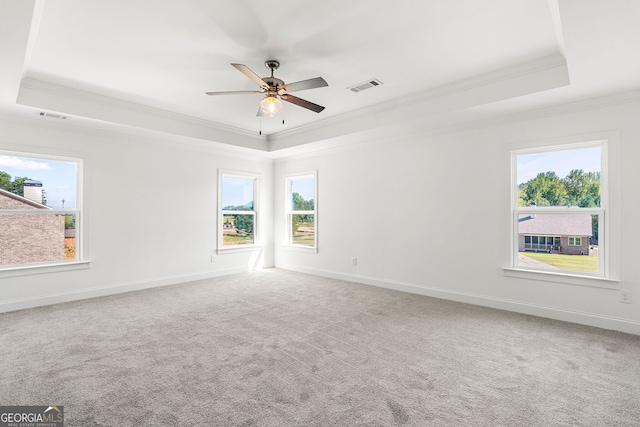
[1,269,639,426]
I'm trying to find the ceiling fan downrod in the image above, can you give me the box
[264,60,280,77]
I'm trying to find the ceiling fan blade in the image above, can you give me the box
[282,77,328,93]
[256,107,264,117]
[231,63,269,89]
[281,94,325,113]
[206,90,262,96]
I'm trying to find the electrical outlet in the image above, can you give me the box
[351,257,357,266]
[620,290,631,304]
[210,252,216,263]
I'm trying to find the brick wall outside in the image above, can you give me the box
[559,236,590,256]
[0,195,66,265]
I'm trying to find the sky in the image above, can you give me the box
[517,146,601,185]
[221,176,255,208]
[291,176,315,201]
[0,154,77,209]
[221,176,315,209]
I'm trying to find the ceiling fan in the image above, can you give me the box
[206,60,328,117]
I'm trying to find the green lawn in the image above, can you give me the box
[292,234,315,245]
[521,252,598,273]
[292,223,315,246]
[223,233,254,245]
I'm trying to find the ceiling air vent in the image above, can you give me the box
[348,78,383,93]
[39,112,68,120]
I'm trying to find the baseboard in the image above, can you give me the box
[276,263,640,336]
[0,266,249,313]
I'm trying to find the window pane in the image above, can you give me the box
[516,146,600,208]
[291,214,315,246]
[291,176,315,211]
[222,213,254,246]
[0,213,66,265]
[517,213,599,273]
[221,177,254,211]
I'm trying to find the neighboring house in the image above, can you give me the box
[518,212,592,255]
[0,187,65,266]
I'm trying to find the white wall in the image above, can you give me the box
[0,114,274,311]
[274,97,640,335]
[3,95,640,335]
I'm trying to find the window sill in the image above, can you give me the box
[503,267,619,289]
[0,260,91,278]
[282,244,318,254]
[217,245,262,255]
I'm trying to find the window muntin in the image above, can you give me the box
[218,172,259,249]
[522,235,560,252]
[512,143,605,276]
[286,173,316,248]
[0,153,80,267]
[568,237,581,246]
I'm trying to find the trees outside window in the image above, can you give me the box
[218,172,259,249]
[286,173,316,249]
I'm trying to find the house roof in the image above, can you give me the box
[0,187,51,209]
[518,213,592,236]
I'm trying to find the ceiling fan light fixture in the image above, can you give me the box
[259,95,283,117]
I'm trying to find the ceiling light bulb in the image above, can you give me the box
[259,96,283,117]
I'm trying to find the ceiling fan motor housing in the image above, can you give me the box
[263,77,284,91]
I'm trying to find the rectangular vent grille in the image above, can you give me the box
[39,112,68,120]
[348,78,384,93]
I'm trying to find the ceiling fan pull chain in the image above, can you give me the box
[259,118,262,135]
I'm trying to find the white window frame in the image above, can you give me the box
[217,170,261,253]
[0,150,88,277]
[504,134,620,288]
[285,171,317,252]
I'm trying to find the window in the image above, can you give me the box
[285,172,317,249]
[510,141,608,278]
[523,235,560,252]
[0,152,80,268]
[218,171,259,250]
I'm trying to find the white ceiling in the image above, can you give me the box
[1,0,639,153]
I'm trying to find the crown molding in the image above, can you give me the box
[0,107,275,163]
[17,77,269,151]
[11,59,640,159]
[15,53,569,154]
[271,88,640,161]
[416,88,640,138]
[267,54,570,151]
